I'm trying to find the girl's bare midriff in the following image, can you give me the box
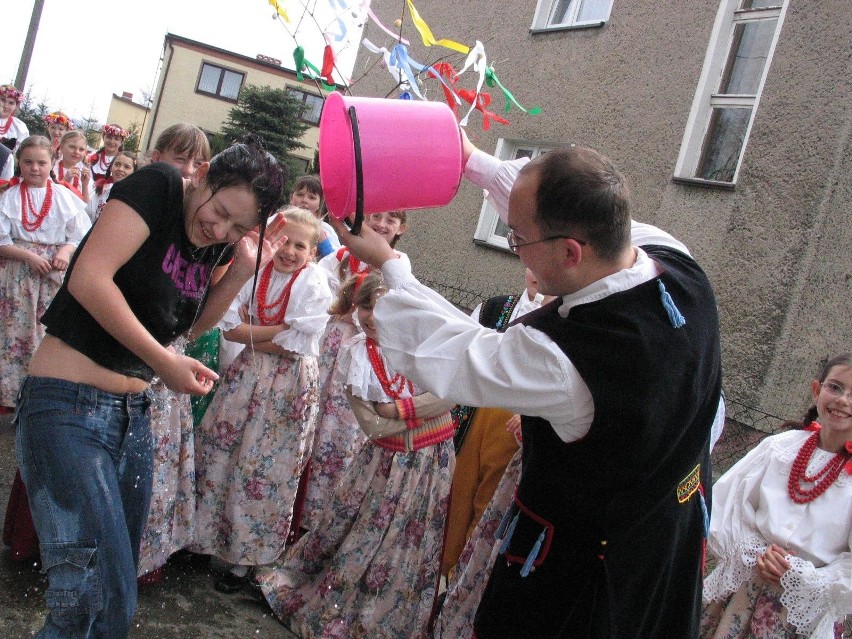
[28,335,150,394]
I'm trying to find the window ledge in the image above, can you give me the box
[194,89,239,104]
[530,21,605,35]
[472,238,518,255]
[671,176,736,191]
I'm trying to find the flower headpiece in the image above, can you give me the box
[44,112,73,129]
[0,85,24,104]
[101,123,130,139]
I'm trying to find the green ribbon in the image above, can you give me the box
[485,67,541,116]
[293,46,336,91]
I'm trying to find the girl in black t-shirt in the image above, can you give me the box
[17,140,286,639]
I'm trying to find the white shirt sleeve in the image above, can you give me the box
[0,188,13,246]
[218,278,253,332]
[317,251,343,296]
[463,150,528,225]
[322,220,342,251]
[376,257,594,442]
[272,265,333,356]
[0,153,12,180]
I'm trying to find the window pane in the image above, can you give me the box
[494,218,510,239]
[719,18,777,94]
[548,0,575,25]
[220,70,243,100]
[739,0,781,9]
[696,107,752,182]
[302,94,324,124]
[198,64,221,94]
[577,0,611,22]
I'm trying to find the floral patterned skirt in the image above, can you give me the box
[137,371,196,577]
[302,317,365,530]
[0,241,60,407]
[258,440,455,639]
[434,448,522,639]
[700,576,843,639]
[192,348,319,566]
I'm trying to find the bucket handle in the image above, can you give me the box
[346,105,364,236]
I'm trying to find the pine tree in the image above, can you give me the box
[15,94,50,138]
[220,84,310,169]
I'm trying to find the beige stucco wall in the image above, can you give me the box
[146,39,320,163]
[352,0,850,419]
[105,96,149,143]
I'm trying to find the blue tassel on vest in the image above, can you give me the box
[699,490,709,538]
[657,280,686,328]
[499,512,520,555]
[496,502,518,540]
[520,529,547,577]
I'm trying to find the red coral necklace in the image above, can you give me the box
[787,430,849,504]
[0,117,12,136]
[20,181,53,232]
[255,262,304,326]
[365,337,413,399]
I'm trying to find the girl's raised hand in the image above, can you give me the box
[155,350,219,395]
[230,215,287,280]
[505,414,523,444]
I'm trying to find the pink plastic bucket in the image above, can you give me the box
[319,92,463,221]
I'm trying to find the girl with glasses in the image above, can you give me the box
[701,353,851,639]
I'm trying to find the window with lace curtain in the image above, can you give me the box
[675,0,789,185]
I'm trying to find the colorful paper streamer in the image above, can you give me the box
[293,46,337,91]
[485,66,542,116]
[405,0,470,54]
[268,0,291,24]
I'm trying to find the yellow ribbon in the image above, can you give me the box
[406,0,470,54]
[268,0,291,24]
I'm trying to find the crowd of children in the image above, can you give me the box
[0,79,848,639]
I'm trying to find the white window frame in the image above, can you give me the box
[473,139,562,251]
[674,1,789,185]
[530,0,614,32]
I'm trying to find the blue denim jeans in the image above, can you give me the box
[15,376,153,639]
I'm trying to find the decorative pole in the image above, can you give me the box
[15,0,46,90]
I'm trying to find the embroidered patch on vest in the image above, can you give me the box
[677,464,701,503]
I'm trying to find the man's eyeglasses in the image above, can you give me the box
[506,228,587,254]
[821,381,852,401]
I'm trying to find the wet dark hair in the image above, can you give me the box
[207,136,286,307]
[206,137,286,223]
[797,353,852,427]
[523,147,630,263]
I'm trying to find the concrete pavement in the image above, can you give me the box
[0,413,298,638]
